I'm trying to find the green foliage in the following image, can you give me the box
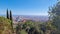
[46,22,56,30]
[10,10,14,33]
[48,1,60,31]
[10,10,12,21]
[6,9,9,19]
[20,30,28,34]
[0,17,12,34]
[23,20,35,28]
[16,23,22,34]
[15,20,59,34]
[10,10,13,27]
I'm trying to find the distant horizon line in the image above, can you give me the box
[0,15,48,16]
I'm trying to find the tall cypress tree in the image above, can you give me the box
[10,10,14,33]
[10,10,12,21]
[7,9,9,19]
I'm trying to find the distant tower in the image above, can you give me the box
[6,9,9,19]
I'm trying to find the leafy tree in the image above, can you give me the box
[23,20,35,29]
[16,23,22,34]
[48,1,60,33]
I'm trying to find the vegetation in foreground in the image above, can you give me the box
[0,1,60,34]
[0,16,59,34]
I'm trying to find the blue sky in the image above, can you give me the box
[0,0,57,16]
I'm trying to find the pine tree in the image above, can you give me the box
[7,9,9,19]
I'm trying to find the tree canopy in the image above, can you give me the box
[48,1,60,33]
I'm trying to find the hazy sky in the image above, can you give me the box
[0,0,57,16]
